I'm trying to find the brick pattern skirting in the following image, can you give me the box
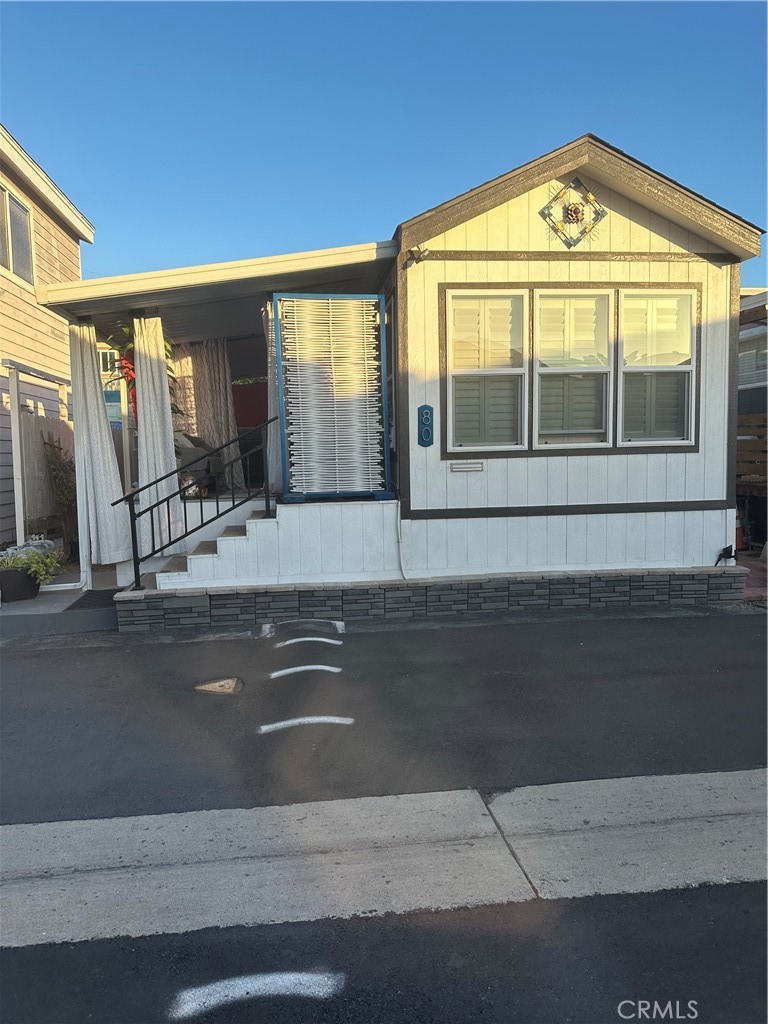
[114,567,748,632]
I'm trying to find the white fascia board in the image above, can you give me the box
[0,125,94,244]
[40,240,397,310]
[740,289,767,308]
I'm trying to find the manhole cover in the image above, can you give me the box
[194,677,243,695]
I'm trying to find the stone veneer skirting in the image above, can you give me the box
[114,566,748,632]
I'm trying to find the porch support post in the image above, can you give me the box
[7,365,26,546]
[70,319,93,590]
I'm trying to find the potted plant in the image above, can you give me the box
[0,548,60,602]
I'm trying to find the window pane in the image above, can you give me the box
[538,373,607,445]
[538,294,609,367]
[453,374,520,446]
[0,189,9,270]
[451,295,524,370]
[623,372,689,441]
[622,294,692,367]
[8,195,33,283]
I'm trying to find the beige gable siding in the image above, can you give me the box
[0,163,82,284]
[423,174,725,256]
[0,162,83,542]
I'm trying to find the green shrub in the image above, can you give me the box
[0,550,60,585]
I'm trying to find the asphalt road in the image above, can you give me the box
[1,611,765,824]
[3,884,765,1024]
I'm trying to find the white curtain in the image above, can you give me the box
[262,303,283,493]
[69,321,133,564]
[170,342,196,435]
[188,338,245,488]
[133,313,184,554]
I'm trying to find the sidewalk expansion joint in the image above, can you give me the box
[480,793,541,899]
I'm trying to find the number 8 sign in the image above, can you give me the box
[417,405,434,447]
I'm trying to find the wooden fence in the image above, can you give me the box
[736,413,767,483]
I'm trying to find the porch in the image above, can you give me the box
[42,241,398,591]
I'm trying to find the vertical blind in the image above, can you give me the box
[277,295,387,495]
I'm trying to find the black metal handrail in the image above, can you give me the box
[112,416,279,590]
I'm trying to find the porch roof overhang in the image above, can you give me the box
[40,240,397,343]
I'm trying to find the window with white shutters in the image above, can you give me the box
[534,292,612,446]
[447,292,527,449]
[620,292,694,444]
[0,188,33,284]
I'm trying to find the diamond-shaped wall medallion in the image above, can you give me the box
[540,178,607,249]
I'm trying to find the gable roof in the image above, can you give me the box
[0,124,94,243]
[398,134,763,260]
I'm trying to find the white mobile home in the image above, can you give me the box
[38,136,762,628]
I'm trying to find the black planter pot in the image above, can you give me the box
[0,568,40,602]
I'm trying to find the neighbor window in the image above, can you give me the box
[620,292,694,443]
[0,186,34,284]
[448,292,527,449]
[534,292,612,446]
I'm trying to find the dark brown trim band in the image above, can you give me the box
[727,264,741,507]
[395,227,411,508]
[401,500,730,521]
[438,281,702,460]
[420,250,736,265]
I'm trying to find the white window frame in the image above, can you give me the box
[532,289,614,450]
[446,288,529,453]
[617,289,697,448]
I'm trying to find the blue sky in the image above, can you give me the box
[2,1,765,283]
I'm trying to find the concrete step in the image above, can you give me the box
[189,540,218,557]
[160,556,188,573]
[219,525,247,539]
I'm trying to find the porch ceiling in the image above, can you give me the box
[41,241,397,345]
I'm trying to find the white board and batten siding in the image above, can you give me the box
[402,174,735,574]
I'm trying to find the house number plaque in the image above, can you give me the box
[417,405,434,447]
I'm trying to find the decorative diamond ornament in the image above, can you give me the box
[540,178,607,248]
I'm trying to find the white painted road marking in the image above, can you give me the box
[274,637,344,648]
[2,773,763,948]
[269,665,343,679]
[257,716,354,734]
[167,971,346,1020]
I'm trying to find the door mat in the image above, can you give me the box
[65,589,119,611]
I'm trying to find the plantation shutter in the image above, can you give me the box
[453,376,519,445]
[623,373,687,440]
[451,295,523,369]
[276,295,388,496]
[623,295,691,366]
[538,295,606,366]
[539,374,605,433]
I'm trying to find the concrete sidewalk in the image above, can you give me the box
[2,770,764,948]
